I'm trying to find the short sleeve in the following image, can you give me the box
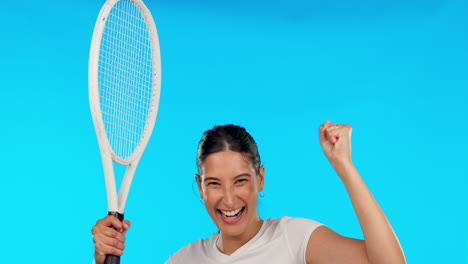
[281,216,323,264]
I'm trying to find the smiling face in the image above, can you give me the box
[197,150,264,239]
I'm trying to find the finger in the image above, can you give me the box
[101,226,126,243]
[329,124,351,133]
[326,124,352,144]
[319,120,331,143]
[93,215,125,237]
[94,238,125,257]
[102,215,125,232]
[96,233,126,250]
[325,126,342,144]
[92,222,126,244]
[328,123,340,130]
[319,123,326,143]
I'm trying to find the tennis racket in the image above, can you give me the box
[88,0,161,263]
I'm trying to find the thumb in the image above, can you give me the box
[122,220,131,235]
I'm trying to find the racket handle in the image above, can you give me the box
[104,211,124,264]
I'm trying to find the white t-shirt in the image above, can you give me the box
[165,216,323,264]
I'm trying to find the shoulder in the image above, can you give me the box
[251,216,323,242]
[272,216,323,233]
[165,234,217,264]
[261,216,323,249]
[277,216,323,259]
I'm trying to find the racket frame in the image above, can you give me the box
[88,0,161,215]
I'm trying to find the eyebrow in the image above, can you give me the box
[204,173,252,182]
[234,173,252,179]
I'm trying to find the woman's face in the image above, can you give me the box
[197,150,264,239]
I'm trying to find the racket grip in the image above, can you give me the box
[104,211,124,264]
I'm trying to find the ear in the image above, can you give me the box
[195,174,204,199]
[257,166,265,192]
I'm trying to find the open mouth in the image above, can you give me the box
[217,207,245,224]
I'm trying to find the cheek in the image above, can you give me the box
[238,184,257,200]
[203,189,222,206]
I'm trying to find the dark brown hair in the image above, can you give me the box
[196,124,261,175]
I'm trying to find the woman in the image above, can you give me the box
[92,121,406,263]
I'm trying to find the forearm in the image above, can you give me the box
[333,160,406,264]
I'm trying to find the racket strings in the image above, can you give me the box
[99,90,148,117]
[107,14,151,49]
[100,101,147,125]
[99,58,152,94]
[100,44,153,77]
[103,116,143,135]
[99,69,152,101]
[103,26,152,57]
[99,85,148,116]
[98,0,154,159]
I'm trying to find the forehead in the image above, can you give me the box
[202,150,254,177]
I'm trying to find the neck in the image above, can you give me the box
[217,218,263,255]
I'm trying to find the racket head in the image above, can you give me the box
[89,0,161,165]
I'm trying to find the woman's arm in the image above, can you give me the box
[306,121,405,264]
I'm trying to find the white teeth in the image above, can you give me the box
[221,207,243,217]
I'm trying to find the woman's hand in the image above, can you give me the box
[319,120,352,168]
[91,216,130,264]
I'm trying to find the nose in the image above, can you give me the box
[222,185,235,208]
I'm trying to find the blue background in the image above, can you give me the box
[0,0,466,263]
